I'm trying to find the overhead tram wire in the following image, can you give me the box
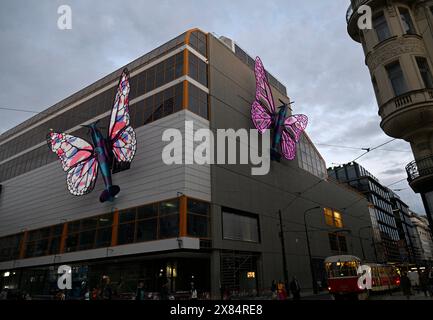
[316,143,411,153]
[350,138,397,162]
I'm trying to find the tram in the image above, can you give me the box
[324,255,400,300]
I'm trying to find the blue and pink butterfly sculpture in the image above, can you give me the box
[251,57,308,162]
[47,68,137,203]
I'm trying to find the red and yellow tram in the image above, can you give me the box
[324,255,400,300]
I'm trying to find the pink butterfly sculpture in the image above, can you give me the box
[251,57,308,161]
[47,68,137,202]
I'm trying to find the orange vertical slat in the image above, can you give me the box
[59,223,68,254]
[19,230,28,259]
[111,209,119,246]
[179,196,187,237]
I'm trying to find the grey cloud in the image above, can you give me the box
[0,0,425,213]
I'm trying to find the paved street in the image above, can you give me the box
[369,291,433,301]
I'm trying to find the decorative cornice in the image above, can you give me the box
[366,35,426,71]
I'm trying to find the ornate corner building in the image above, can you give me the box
[346,0,433,232]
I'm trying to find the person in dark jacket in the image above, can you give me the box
[400,272,412,299]
[136,281,146,301]
[290,276,301,300]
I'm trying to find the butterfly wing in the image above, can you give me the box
[47,132,98,195]
[109,68,137,164]
[254,57,276,114]
[251,101,274,134]
[281,114,308,160]
[66,156,99,196]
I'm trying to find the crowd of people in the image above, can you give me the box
[270,277,302,300]
[399,267,433,299]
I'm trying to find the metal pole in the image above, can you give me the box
[304,207,320,294]
[278,210,289,286]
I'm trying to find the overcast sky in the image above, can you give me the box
[0,0,425,213]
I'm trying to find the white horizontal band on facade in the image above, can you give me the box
[0,75,210,166]
[0,44,208,147]
[0,237,200,271]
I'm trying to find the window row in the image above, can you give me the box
[0,198,211,261]
[0,52,185,162]
[373,7,416,44]
[0,81,201,182]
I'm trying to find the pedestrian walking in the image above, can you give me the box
[135,281,146,301]
[290,276,301,301]
[400,272,412,300]
[190,282,198,300]
[428,268,433,297]
[420,270,429,297]
[271,280,277,300]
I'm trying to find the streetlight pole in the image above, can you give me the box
[304,206,321,294]
[278,210,289,287]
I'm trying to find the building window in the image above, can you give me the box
[373,12,391,42]
[0,234,22,262]
[187,199,210,238]
[118,200,179,244]
[188,30,207,57]
[399,7,416,34]
[25,225,63,258]
[328,233,348,253]
[159,200,180,239]
[188,83,208,119]
[222,209,260,243]
[65,214,113,253]
[416,57,433,89]
[386,61,408,96]
[189,53,208,87]
[324,208,343,228]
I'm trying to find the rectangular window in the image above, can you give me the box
[328,233,339,251]
[373,12,391,42]
[324,208,343,228]
[399,7,416,34]
[386,61,408,96]
[222,209,259,243]
[416,57,433,89]
[338,235,348,252]
[158,200,179,239]
[187,199,210,238]
[188,83,208,119]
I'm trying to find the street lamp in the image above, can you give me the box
[304,206,321,294]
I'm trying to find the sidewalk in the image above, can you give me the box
[369,291,433,301]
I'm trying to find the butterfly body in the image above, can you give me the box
[271,105,289,162]
[251,57,308,162]
[86,123,120,202]
[48,69,136,202]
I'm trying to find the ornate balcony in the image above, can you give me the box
[379,88,433,138]
[406,155,433,193]
[346,0,370,23]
